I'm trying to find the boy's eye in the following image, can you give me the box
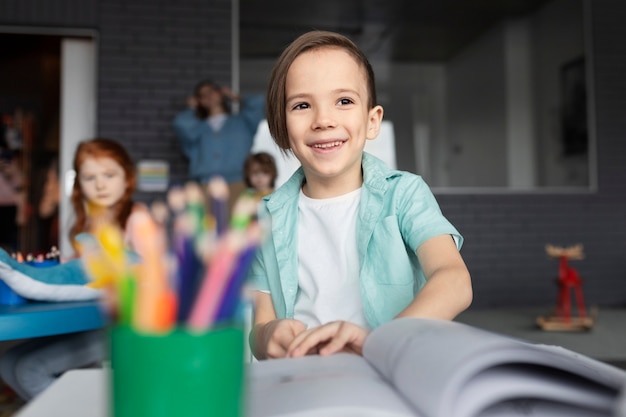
[338,98,354,106]
[81,175,95,182]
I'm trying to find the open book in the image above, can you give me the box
[246,318,626,417]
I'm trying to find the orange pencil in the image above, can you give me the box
[129,211,175,333]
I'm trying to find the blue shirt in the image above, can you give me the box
[172,95,265,183]
[248,152,463,329]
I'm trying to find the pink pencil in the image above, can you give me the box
[186,230,247,331]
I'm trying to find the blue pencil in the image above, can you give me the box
[207,176,229,236]
[214,218,263,322]
[214,243,257,322]
[175,235,202,322]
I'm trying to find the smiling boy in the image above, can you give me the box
[248,31,472,360]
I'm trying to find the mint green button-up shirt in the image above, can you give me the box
[248,152,462,329]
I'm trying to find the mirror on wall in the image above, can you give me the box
[240,0,594,192]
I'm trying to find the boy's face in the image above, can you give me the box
[79,156,127,209]
[285,47,383,195]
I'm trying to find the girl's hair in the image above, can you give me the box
[193,79,230,119]
[243,152,278,189]
[266,30,378,153]
[69,138,136,250]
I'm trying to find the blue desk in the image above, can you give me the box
[0,300,106,341]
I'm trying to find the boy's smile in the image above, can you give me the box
[285,47,383,198]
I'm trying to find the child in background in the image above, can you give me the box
[248,31,473,360]
[173,80,265,212]
[67,138,146,256]
[243,151,278,200]
[0,138,145,401]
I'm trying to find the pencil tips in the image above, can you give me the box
[166,185,187,214]
[230,193,258,230]
[86,176,266,334]
[207,176,229,202]
[207,176,230,235]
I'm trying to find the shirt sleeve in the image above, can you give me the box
[246,247,270,292]
[396,176,463,252]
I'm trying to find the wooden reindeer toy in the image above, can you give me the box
[537,244,595,331]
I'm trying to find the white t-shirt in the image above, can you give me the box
[293,188,369,329]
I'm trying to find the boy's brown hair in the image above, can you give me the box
[266,30,378,154]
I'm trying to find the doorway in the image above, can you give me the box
[0,30,96,257]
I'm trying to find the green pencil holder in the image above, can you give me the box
[109,325,245,417]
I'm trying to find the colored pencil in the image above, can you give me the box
[215,222,262,322]
[207,176,229,236]
[129,211,174,333]
[186,230,247,331]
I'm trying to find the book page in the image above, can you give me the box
[246,353,420,417]
[457,364,615,417]
[481,399,608,417]
[615,383,626,417]
[363,318,626,417]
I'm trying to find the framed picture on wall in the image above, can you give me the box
[560,56,588,156]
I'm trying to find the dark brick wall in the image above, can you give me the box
[0,0,97,26]
[1,0,231,193]
[1,0,624,308]
[97,0,232,191]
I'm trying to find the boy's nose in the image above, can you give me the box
[312,108,337,130]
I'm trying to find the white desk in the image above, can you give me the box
[14,358,626,417]
[15,369,108,417]
[15,359,407,417]
[16,319,626,417]
[14,364,412,417]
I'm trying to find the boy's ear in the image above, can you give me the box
[366,105,384,140]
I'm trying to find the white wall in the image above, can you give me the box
[60,38,97,258]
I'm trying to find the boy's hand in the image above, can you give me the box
[286,321,369,358]
[257,319,307,359]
